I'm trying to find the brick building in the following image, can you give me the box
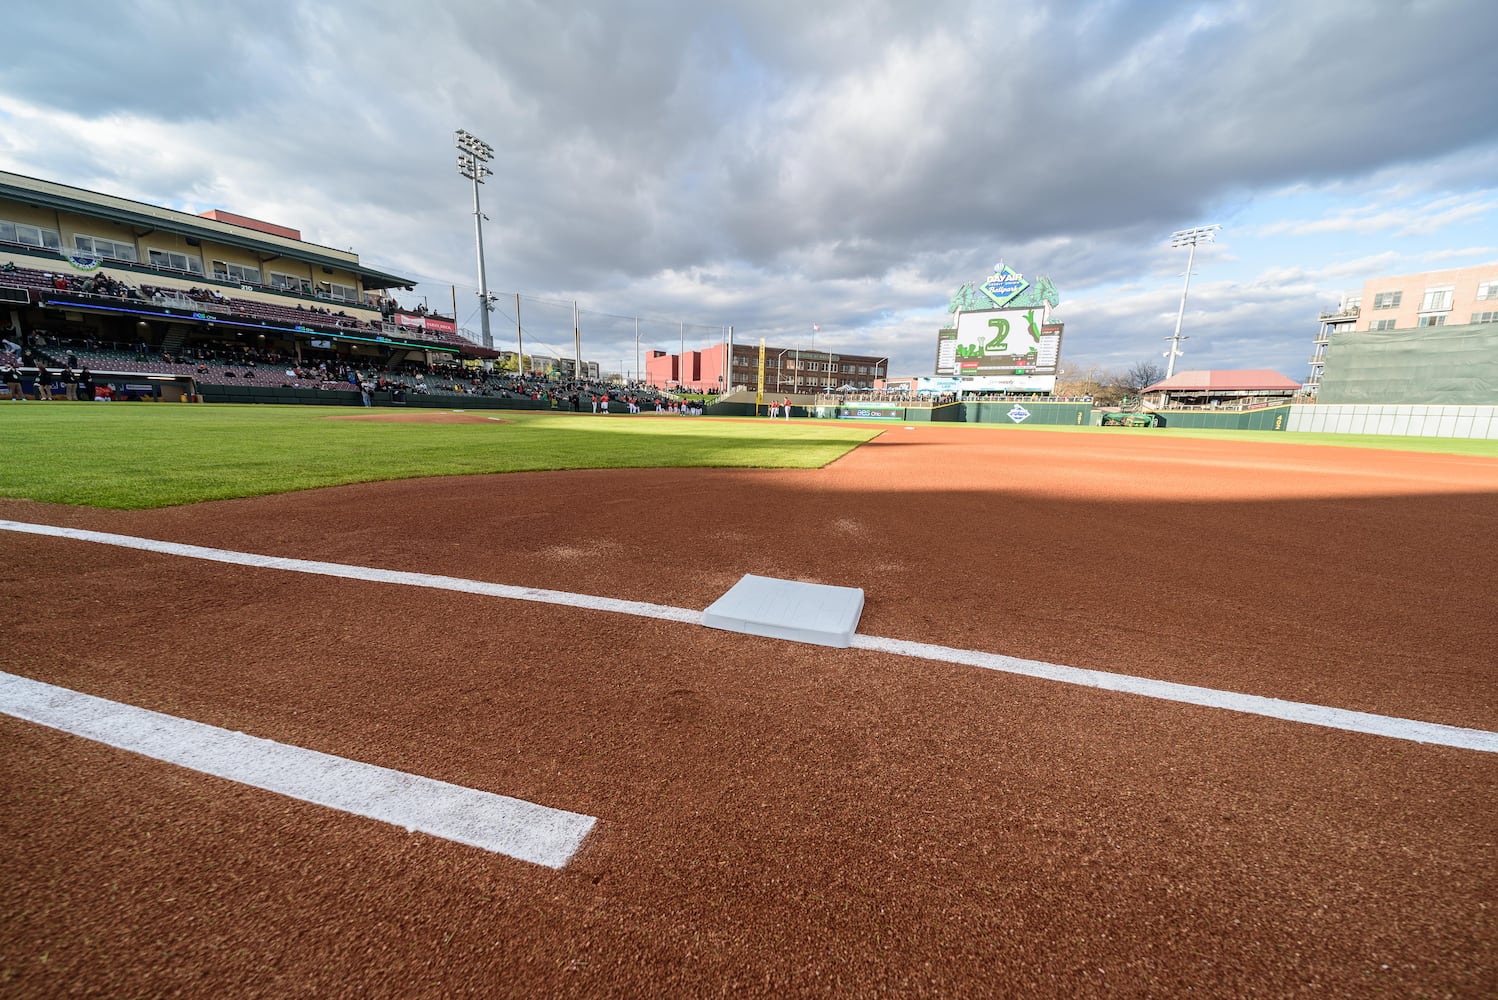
[646,342,889,393]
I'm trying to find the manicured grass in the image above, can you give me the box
[0,404,881,509]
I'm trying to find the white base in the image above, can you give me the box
[702,574,865,648]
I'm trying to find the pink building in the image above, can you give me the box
[646,343,889,393]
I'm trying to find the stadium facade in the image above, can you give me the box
[0,170,510,398]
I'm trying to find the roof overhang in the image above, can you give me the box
[0,172,417,290]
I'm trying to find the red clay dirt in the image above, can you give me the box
[325,411,508,424]
[2,424,1496,997]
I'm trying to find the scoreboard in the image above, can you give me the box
[935,307,1063,378]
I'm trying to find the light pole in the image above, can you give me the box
[456,129,496,350]
[1165,224,1219,378]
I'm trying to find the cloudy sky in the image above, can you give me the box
[3,0,1496,381]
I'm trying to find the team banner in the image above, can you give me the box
[756,339,766,411]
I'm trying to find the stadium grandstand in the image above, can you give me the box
[0,171,520,396]
[0,171,682,410]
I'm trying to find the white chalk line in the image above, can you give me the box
[3,518,1495,755]
[0,671,595,868]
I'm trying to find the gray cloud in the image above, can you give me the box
[2,0,1496,382]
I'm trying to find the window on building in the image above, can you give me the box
[0,219,64,251]
[1477,281,1498,301]
[269,270,310,290]
[1417,315,1445,327]
[1419,288,1453,312]
[148,248,204,274]
[1471,311,1498,324]
[321,281,358,302]
[72,234,138,262]
[1372,291,1402,309]
[212,260,262,284]
[1370,319,1397,330]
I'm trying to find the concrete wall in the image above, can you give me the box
[1287,404,1498,440]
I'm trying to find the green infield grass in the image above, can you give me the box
[0,404,881,509]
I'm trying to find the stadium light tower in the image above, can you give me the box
[1165,224,1220,378]
[456,129,496,350]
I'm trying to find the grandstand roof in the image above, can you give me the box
[0,170,415,291]
[1142,369,1302,393]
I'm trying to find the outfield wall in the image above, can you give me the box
[199,385,553,410]
[1153,406,1293,431]
[963,401,1091,426]
[1287,404,1498,440]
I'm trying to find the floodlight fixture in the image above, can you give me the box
[455,128,496,348]
[1164,224,1221,377]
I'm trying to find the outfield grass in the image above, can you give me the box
[4,403,1493,510]
[0,404,881,509]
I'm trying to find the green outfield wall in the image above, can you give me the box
[1151,406,1291,431]
[963,401,1092,426]
[198,385,553,410]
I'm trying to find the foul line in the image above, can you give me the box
[0,671,595,868]
[3,519,1495,755]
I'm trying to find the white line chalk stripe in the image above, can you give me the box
[849,635,1498,754]
[0,671,596,868]
[0,519,698,624]
[4,518,1495,755]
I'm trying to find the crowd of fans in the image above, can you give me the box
[5,266,731,412]
[2,323,691,412]
[0,261,449,341]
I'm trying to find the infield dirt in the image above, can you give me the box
[3,425,1495,996]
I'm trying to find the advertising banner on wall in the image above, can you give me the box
[394,312,459,336]
[914,374,1058,394]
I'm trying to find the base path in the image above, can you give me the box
[1,426,1495,996]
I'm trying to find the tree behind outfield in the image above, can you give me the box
[1117,360,1166,395]
[1054,360,1166,407]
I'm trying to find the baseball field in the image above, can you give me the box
[2,404,1495,996]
